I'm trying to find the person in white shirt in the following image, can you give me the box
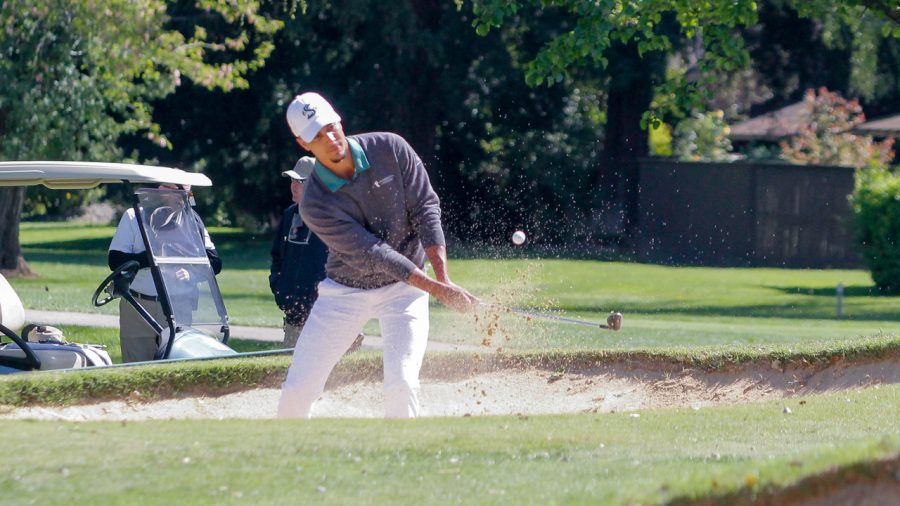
[107,185,221,363]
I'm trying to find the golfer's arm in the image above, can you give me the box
[407,268,450,300]
[407,264,478,314]
[409,245,458,300]
[108,249,151,270]
[206,248,222,275]
[424,244,450,284]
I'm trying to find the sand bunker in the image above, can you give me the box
[2,356,897,421]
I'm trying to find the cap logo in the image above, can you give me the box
[303,104,317,120]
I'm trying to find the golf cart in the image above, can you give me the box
[0,161,238,374]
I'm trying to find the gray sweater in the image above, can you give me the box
[299,132,445,289]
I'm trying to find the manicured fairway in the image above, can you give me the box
[1,384,898,505]
[4,222,900,505]
[11,223,899,350]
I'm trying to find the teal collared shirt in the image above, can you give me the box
[313,137,371,192]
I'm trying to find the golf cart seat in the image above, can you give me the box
[0,341,102,370]
[0,272,25,333]
[0,273,111,373]
[0,337,112,372]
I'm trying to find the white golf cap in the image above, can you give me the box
[286,92,342,143]
[282,156,316,181]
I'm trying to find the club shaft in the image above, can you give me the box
[481,303,607,328]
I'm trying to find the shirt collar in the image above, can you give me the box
[313,137,371,192]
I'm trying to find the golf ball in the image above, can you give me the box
[511,230,526,245]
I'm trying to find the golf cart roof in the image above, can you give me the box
[0,161,212,189]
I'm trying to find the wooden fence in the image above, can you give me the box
[634,159,862,268]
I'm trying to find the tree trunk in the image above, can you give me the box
[592,42,665,242]
[403,0,442,167]
[0,187,33,277]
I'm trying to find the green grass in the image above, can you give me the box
[4,222,900,504]
[10,223,900,350]
[0,353,292,406]
[0,385,898,505]
[3,335,898,407]
[12,223,280,322]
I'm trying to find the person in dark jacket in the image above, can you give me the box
[270,157,365,351]
[269,157,329,347]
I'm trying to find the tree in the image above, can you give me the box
[469,0,900,237]
[851,163,900,293]
[673,110,735,162]
[0,0,282,276]
[780,88,895,167]
[132,0,897,246]
[146,1,608,243]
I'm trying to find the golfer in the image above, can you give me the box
[277,91,478,419]
[269,156,365,351]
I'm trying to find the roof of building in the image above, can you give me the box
[853,113,900,137]
[728,102,806,142]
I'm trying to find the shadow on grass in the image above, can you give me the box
[561,302,900,322]
[768,285,893,297]
[217,292,276,304]
[23,237,112,253]
[228,338,285,353]
[23,232,273,271]
[449,242,631,261]
[20,251,108,267]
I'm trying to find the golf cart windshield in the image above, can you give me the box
[135,188,227,340]
[0,161,241,371]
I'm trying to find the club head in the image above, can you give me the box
[606,312,623,331]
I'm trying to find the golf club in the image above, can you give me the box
[479,303,623,331]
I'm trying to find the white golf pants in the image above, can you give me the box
[277,278,429,419]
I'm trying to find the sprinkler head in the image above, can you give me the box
[606,312,623,331]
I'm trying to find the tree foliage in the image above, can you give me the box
[0,0,283,273]
[851,164,900,293]
[5,0,897,260]
[470,0,759,127]
[673,110,735,162]
[467,1,899,240]
[0,0,281,160]
[793,1,900,104]
[148,1,607,243]
[470,0,899,126]
[780,88,895,168]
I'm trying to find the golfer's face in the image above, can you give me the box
[303,122,348,163]
[290,178,305,205]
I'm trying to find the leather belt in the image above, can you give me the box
[129,290,159,302]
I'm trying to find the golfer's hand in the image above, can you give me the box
[436,283,479,313]
[407,268,479,313]
[175,268,190,281]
